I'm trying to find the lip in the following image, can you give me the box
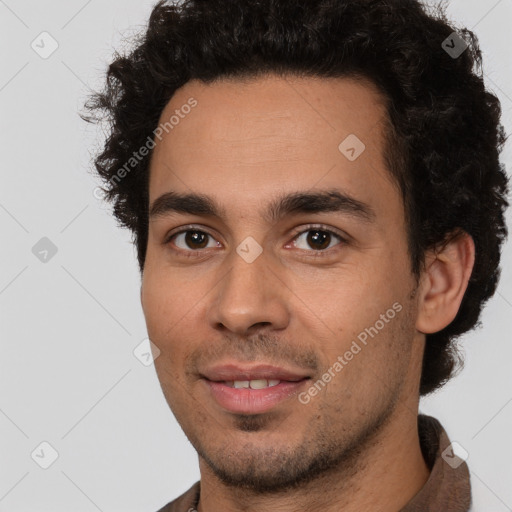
[200,363,311,382]
[199,362,311,414]
[203,378,310,414]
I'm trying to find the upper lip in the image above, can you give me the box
[200,363,311,382]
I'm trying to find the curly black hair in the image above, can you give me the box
[83,0,509,396]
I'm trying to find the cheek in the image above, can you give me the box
[293,265,379,329]
[141,267,209,377]
[141,269,180,348]
[142,274,192,403]
[308,269,411,364]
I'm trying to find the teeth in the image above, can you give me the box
[227,379,281,389]
[249,379,271,389]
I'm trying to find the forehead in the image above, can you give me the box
[148,74,398,220]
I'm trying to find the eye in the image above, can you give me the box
[166,227,220,252]
[289,225,346,253]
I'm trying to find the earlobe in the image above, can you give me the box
[416,231,475,334]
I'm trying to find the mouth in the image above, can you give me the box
[202,378,310,414]
[199,363,312,414]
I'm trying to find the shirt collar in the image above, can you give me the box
[399,413,472,511]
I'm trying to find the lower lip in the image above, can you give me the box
[203,379,309,414]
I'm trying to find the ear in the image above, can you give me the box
[416,231,475,334]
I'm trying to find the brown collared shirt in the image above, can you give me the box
[156,414,472,511]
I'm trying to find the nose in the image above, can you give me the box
[207,244,290,336]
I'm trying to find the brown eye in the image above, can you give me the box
[292,227,344,252]
[307,230,332,250]
[184,231,209,249]
[169,230,218,251]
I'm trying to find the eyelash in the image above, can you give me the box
[164,224,348,259]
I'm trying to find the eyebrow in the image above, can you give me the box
[149,189,376,224]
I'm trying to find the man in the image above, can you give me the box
[84,0,509,510]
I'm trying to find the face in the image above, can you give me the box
[141,74,424,492]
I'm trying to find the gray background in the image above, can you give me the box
[0,0,511,510]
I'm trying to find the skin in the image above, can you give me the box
[140,74,475,512]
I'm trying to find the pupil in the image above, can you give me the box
[186,231,208,249]
[308,230,330,250]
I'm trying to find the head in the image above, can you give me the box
[84,0,509,492]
